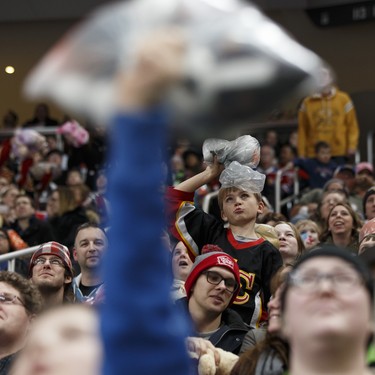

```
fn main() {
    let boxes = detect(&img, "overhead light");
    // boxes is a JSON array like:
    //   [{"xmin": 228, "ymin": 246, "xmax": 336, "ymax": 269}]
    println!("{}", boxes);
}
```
[{"xmin": 5, "ymin": 66, "xmax": 15, "ymax": 74}]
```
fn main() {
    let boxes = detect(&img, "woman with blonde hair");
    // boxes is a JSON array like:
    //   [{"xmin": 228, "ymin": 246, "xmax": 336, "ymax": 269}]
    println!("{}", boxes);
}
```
[{"xmin": 274, "ymin": 221, "xmax": 305, "ymax": 265}]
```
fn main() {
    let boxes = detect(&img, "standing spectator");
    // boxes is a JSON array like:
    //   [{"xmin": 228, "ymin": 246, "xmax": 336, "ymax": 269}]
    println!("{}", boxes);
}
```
[
  {"xmin": 72, "ymin": 223, "xmax": 107, "ymax": 304},
  {"xmin": 176, "ymin": 246, "xmax": 248, "ymax": 354},
  {"xmin": 167, "ymin": 156, "xmax": 283, "ymax": 327},
  {"xmin": 293, "ymin": 141, "xmax": 337, "ymax": 189},
  {"xmin": 2, "ymin": 110, "xmax": 19, "ymax": 129},
  {"xmin": 0, "ymin": 271, "xmax": 42, "ymax": 373},
  {"xmin": 29, "ymin": 241, "xmax": 74, "ymax": 308},
  {"xmin": 297, "ymin": 67, "xmax": 359, "ymax": 164},
  {"xmin": 23, "ymin": 103, "xmax": 59, "ymax": 127}
]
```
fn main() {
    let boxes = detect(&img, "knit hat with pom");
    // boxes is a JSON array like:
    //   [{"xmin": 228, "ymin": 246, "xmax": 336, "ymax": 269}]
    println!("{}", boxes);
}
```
[{"xmin": 184, "ymin": 244, "xmax": 240, "ymax": 305}]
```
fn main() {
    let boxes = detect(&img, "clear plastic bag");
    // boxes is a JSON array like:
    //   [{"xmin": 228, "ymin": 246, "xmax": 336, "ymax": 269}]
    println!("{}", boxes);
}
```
[
  {"xmin": 203, "ymin": 135, "xmax": 260, "ymax": 168},
  {"xmin": 219, "ymin": 161, "xmax": 265, "ymax": 193},
  {"xmin": 23, "ymin": 0, "xmax": 327, "ymax": 126}
]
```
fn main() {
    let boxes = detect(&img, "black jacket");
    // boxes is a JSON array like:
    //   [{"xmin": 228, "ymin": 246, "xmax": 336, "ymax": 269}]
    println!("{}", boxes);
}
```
[{"xmin": 176, "ymin": 297, "xmax": 249, "ymax": 355}]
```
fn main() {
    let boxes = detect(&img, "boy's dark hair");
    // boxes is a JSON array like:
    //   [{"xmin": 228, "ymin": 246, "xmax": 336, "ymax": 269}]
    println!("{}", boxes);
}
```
[
  {"xmin": 314, "ymin": 141, "xmax": 330, "ymax": 154},
  {"xmin": 0, "ymin": 271, "xmax": 42, "ymax": 315},
  {"xmin": 217, "ymin": 187, "xmax": 262, "ymax": 211}
]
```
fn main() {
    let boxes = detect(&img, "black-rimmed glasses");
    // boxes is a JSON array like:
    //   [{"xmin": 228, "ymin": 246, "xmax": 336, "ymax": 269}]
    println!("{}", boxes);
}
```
[{"xmin": 202, "ymin": 271, "xmax": 238, "ymax": 293}]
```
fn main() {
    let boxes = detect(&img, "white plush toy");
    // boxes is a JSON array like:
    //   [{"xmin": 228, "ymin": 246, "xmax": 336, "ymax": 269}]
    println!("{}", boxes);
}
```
[{"xmin": 192, "ymin": 347, "xmax": 239, "ymax": 375}]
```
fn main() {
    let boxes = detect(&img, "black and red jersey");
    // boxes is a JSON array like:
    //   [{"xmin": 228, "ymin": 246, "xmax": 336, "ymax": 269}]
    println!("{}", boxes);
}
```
[{"xmin": 166, "ymin": 187, "xmax": 283, "ymax": 327}]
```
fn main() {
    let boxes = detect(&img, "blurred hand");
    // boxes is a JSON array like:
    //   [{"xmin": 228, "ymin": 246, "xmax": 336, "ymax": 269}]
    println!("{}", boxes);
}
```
[
  {"xmin": 186, "ymin": 337, "xmax": 220, "ymax": 366},
  {"xmin": 115, "ymin": 28, "xmax": 185, "ymax": 110}
]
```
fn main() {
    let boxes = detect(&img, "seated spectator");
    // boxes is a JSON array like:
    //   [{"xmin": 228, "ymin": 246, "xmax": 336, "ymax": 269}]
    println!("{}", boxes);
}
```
[
  {"xmin": 0, "ymin": 229, "xmax": 28, "ymax": 275},
  {"xmin": 277, "ymin": 143, "xmax": 301, "ymax": 197},
  {"xmin": 29, "ymin": 241, "xmax": 74, "ymax": 308},
  {"xmin": 295, "ymin": 219, "xmax": 321, "ymax": 251},
  {"xmin": 47, "ymin": 187, "xmax": 95, "ymax": 249},
  {"xmin": 279, "ymin": 247, "xmax": 374, "ymax": 375},
  {"xmin": 257, "ymin": 211, "xmax": 286, "ymax": 226},
  {"xmin": 0, "ymin": 184, "xmax": 20, "ymax": 226},
  {"xmin": 176, "ymin": 245, "xmax": 248, "ymax": 355},
  {"xmin": 257, "ymin": 144, "xmax": 278, "ymax": 208},
  {"xmin": 233, "ymin": 264, "xmax": 292, "ymax": 373},
  {"xmin": 353, "ymin": 162, "xmax": 374, "ymax": 212},
  {"xmin": 293, "ymin": 141, "xmax": 337, "ymax": 189},
  {"xmin": 8, "ymin": 194, "xmax": 54, "ymax": 247},
  {"xmin": 274, "ymin": 221, "xmax": 305, "ymax": 265},
  {"xmin": 308, "ymin": 190, "xmax": 348, "ymax": 232},
  {"xmin": 72, "ymin": 223, "xmax": 107, "ymax": 304},
  {"xmin": 11, "ymin": 304, "xmax": 102, "ymax": 375},
  {"xmin": 0, "ymin": 270, "xmax": 42, "ymax": 373},
  {"xmin": 170, "ymin": 241, "xmax": 193, "ymax": 302},
  {"xmin": 363, "ymin": 186, "xmax": 375, "ymax": 222},
  {"xmin": 358, "ymin": 218, "xmax": 375, "ymax": 255},
  {"xmin": 320, "ymin": 202, "xmax": 363, "ymax": 254},
  {"xmin": 334, "ymin": 164, "xmax": 363, "ymax": 216}
]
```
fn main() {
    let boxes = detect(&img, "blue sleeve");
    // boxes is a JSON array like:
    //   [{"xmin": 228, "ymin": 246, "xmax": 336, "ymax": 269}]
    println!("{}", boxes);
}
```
[{"xmin": 101, "ymin": 108, "xmax": 191, "ymax": 375}]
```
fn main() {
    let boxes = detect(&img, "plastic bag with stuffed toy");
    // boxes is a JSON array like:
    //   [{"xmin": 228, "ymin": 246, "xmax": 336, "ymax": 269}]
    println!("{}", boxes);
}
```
[
  {"xmin": 23, "ymin": 0, "xmax": 327, "ymax": 127},
  {"xmin": 219, "ymin": 161, "xmax": 265, "ymax": 193},
  {"xmin": 203, "ymin": 135, "xmax": 260, "ymax": 168}
]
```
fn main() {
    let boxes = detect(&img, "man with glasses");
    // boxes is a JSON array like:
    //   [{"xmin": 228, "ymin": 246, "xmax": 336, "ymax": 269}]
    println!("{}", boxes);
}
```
[
  {"xmin": 176, "ymin": 245, "xmax": 249, "ymax": 354},
  {"xmin": 0, "ymin": 270, "xmax": 42, "ymax": 374},
  {"xmin": 29, "ymin": 241, "xmax": 74, "ymax": 308}
]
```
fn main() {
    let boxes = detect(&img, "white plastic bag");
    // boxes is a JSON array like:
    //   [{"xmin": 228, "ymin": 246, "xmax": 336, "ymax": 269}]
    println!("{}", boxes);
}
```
[
  {"xmin": 219, "ymin": 161, "xmax": 265, "ymax": 193},
  {"xmin": 23, "ymin": 0, "xmax": 327, "ymax": 126},
  {"xmin": 203, "ymin": 135, "xmax": 260, "ymax": 168}
]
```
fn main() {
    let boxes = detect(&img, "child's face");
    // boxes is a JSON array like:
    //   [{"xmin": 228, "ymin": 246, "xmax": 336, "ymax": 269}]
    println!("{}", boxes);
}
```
[
  {"xmin": 221, "ymin": 188, "xmax": 263, "ymax": 225},
  {"xmin": 316, "ymin": 147, "xmax": 331, "ymax": 164},
  {"xmin": 299, "ymin": 226, "xmax": 319, "ymax": 250}
]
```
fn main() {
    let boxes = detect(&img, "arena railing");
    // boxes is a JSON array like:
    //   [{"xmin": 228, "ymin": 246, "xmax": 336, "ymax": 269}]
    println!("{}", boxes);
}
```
[{"xmin": 0, "ymin": 246, "xmax": 39, "ymax": 272}]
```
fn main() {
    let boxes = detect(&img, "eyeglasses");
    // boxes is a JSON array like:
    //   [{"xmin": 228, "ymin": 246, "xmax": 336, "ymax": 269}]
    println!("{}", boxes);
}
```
[
  {"xmin": 33, "ymin": 257, "xmax": 64, "ymax": 267},
  {"xmin": 0, "ymin": 292, "xmax": 25, "ymax": 307},
  {"xmin": 202, "ymin": 271, "xmax": 238, "ymax": 293},
  {"xmin": 288, "ymin": 271, "xmax": 363, "ymax": 293}
]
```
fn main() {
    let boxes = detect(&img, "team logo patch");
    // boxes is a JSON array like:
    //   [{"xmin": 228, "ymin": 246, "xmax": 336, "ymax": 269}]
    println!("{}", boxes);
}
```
[{"xmin": 217, "ymin": 255, "xmax": 234, "ymax": 269}]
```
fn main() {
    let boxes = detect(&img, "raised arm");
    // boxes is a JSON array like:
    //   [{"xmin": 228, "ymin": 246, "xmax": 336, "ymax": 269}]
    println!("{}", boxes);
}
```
[{"xmin": 174, "ymin": 156, "xmax": 224, "ymax": 192}]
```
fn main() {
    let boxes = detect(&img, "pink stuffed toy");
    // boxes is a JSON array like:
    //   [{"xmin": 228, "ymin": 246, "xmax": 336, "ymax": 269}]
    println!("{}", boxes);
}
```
[{"xmin": 57, "ymin": 120, "xmax": 89, "ymax": 148}]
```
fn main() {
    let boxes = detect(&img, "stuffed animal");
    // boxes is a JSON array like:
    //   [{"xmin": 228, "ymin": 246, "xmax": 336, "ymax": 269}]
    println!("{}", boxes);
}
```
[{"xmin": 192, "ymin": 347, "xmax": 239, "ymax": 375}]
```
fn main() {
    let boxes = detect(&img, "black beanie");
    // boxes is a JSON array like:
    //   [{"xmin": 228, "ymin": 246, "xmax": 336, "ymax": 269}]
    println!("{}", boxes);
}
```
[{"xmin": 281, "ymin": 245, "xmax": 373, "ymax": 311}]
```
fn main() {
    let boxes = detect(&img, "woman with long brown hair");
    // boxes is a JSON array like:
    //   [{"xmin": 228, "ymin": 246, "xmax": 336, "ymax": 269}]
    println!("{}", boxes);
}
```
[{"xmin": 320, "ymin": 201, "xmax": 363, "ymax": 253}]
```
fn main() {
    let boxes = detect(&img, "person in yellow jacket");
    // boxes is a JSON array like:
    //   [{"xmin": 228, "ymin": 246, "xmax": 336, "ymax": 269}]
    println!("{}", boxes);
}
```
[{"xmin": 297, "ymin": 67, "xmax": 359, "ymax": 163}]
